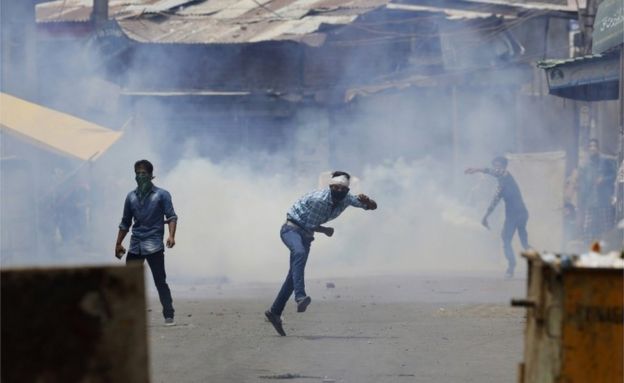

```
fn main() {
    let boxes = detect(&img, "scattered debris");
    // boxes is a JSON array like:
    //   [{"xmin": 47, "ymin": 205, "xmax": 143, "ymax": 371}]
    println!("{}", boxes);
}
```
[
  {"xmin": 258, "ymin": 373, "xmax": 321, "ymax": 380},
  {"xmin": 301, "ymin": 335, "xmax": 376, "ymax": 340}
]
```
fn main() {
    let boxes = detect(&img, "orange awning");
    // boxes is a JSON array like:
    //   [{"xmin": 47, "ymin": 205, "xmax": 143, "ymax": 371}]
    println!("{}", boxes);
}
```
[{"xmin": 0, "ymin": 93, "xmax": 122, "ymax": 161}]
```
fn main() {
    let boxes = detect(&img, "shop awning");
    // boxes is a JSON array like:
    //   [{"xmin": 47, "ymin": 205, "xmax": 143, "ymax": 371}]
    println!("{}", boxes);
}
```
[
  {"xmin": 537, "ymin": 53, "xmax": 620, "ymax": 101},
  {"xmin": 0, "ymin": 93, "xmax": 122, "ymax": 161}
]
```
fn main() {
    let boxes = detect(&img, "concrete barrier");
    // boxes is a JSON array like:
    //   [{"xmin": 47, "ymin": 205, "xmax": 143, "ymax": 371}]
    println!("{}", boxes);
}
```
[{"xmin": 1, "ymin": 264, "xmax": 149, "ymax": 383}]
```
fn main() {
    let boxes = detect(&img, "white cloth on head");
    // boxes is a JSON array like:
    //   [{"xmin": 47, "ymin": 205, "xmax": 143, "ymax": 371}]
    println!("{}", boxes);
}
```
[{"xmin": 329, "ymin": 175, "xmax": 350, "ymax": 187}]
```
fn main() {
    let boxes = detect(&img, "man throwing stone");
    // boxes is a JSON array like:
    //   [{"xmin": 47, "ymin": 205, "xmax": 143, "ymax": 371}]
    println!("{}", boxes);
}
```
[
  {"xmin": 265, "ymin": 171, "xmax": 377, "ymax": 336},
  {"xmin": 466, "ymin": 156, "xmax": 530, "ymax": 279}
]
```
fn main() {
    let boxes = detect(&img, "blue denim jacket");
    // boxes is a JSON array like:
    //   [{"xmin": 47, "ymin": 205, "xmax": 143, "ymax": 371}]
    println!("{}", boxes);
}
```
[{"xmin": 119, "ymin": 186, "xmax": 178, "ymax": 255}]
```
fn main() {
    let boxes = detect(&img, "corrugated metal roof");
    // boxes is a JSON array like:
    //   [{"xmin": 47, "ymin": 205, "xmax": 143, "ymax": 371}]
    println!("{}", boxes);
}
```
[
  {"xmin": 37, "ymin": 0, "xmax": 190, "ymax": 23},
  {"xmin": 389, "ymin": 0, "xmax": 578, "ymax": 17},
  {"xmin": 36, "ymin": 0, "xmax": 578, "ymax": 45},
  {"xmin": 386, "ymin": 3, "xmax": 497, "ymax": 19},
  {"xmin": 122, "ymin": 0, "xmax": 199, "ymax": 15},
  {"xmin": 120, "ymin": 89, "xmax": 252, "ymax": 96},
  {"xmin": 37, "ymin": 0, "xmax": 388, "ymax": 22},
  {"xmin": 115, "ymin": 13, "xmax": 362, "ymax": 44},
  {"xmin": 536, "ymin": 54, "xmax": 609, "ymax": 68},
  {"xmin": 37, "ymin": 0, "xmax": 390, "ymax": 44}
]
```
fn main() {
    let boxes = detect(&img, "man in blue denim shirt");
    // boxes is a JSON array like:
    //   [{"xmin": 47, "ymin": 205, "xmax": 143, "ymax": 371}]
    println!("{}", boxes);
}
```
[
  {"xmin": 265, "ymin": 171, "xmax": 377, "ymax": 336},
  {"xmin": 115, "ymin": 160, "xmax": 178, "ymax": 326}
]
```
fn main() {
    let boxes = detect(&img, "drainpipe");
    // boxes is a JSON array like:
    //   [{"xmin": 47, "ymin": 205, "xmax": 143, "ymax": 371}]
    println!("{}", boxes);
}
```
[{"xmin": 617, "ymin": 46, "xmax": 624, "ymax": 226}]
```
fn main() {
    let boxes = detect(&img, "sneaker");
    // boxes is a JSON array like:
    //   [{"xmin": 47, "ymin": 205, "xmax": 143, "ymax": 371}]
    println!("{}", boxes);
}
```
[
  {"xmin": 164, "ymin": 317, "xmax": 176, "ymax": 326},
  {"xmin": 296, "ymin": 296, "xmax": 312, "ymax": 313},
  {"xmin": 264, "ymin": 310, "xmax": 286, "ymax": 336}
]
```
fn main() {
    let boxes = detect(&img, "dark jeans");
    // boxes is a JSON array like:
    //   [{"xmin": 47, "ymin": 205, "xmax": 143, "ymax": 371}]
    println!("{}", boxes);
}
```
[
  {"xmin": 270, "ymin": 225, "xmax": 313, "ymax": 316},
  {"xmin": 127, "ymin": 250, "xmax": 174, "ymax": 319},
  {"xmin": 501, "ymin": 211, "xmax": 529, "ymax": 273}
]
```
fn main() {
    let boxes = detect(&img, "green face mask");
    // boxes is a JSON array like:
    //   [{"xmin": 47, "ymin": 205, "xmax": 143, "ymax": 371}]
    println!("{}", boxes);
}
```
[{"xmin": 135, "ymin": 174, "xmax": 153, "ymax": 198}]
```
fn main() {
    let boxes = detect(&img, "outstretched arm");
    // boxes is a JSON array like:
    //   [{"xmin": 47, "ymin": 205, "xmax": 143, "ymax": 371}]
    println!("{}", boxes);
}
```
[
  {"xmin": 466, "ymin": 167, "xmax": 504, "ymax": 179},
  {"xmin": 356, "ymin": 194, "xmax": 377, "ymax": 210},
  {"xmin": 465, "ymin": 167, "xmax": 484, "ymax": 175}
]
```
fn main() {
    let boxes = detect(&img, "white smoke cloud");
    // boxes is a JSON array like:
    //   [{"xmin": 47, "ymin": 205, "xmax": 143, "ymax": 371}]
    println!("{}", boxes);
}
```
[{"xmin": 151, "ymin": 155, "xmax": 506, "ymax": 283}]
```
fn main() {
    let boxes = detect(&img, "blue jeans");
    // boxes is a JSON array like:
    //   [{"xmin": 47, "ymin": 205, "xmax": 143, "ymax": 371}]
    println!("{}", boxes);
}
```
[
  {"xmin": 502, "ymin": 210, "xmax": 529, "ymax": 273},
  {"xmin": 270, "ymin": 225, "xmax": 313, "ymax": 316}
]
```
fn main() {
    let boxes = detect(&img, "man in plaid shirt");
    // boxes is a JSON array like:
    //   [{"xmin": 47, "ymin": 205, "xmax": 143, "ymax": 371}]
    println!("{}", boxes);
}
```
[
  {"xmin": 466, "ymin": 156, "xmax": 530, "ymax": 278},
  {"xmin": 265, "ymin": 171, "xmax": 377, "ymax": 336}
]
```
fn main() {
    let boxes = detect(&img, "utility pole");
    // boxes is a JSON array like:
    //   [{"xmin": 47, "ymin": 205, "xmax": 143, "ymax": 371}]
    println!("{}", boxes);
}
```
[
  {"xmin": 91, "ymin": 0, "xmax": 109, "ymax": 30},
  {"xmin": 578, "ymin": 0, "xmax": 599, "ymax": 55}
]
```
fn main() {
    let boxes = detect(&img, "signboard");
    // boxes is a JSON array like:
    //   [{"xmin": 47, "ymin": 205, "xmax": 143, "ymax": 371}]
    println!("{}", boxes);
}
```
[{"xmin": 592, "ymin": 0, "xmax": 624, "ymax": 54}]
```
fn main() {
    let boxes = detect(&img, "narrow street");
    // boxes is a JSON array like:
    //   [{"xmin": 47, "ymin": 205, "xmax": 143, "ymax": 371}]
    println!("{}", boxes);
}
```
[{"xmin": 148, "ymin": 275, "xmax": 525, "ymax": 383}]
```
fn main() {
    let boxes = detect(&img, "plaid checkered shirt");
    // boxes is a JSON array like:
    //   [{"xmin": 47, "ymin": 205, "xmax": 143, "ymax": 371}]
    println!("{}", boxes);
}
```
[
  {"xmin": 286, "ymin": 188, "xmax": 367, "ymax": 231},
  {"xmin": 483, "ymin": 168, "xmax": 527, "ymax": 217}
]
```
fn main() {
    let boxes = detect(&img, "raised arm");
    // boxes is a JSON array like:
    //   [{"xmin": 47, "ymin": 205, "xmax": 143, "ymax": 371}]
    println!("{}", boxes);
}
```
[
  {"xmin": 357, "ymin": 194, "xmax": 377, "ymax": 210},
  {"xmin": 465, "ymin": 167, "xmax": 485, "ymax": 175},
  {"xmin": 465, "ymin": 167, "xmax": 504, "ymax": 179},
  {"xmin": 346, "ymin": 193, "xmax": 377, "ymax": 210}
]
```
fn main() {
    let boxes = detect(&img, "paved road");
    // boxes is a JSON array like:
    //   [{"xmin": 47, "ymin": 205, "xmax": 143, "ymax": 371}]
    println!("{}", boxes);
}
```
[{"xmin": 147, "ymin": 274, "xmax": 526, "ymax": 383}]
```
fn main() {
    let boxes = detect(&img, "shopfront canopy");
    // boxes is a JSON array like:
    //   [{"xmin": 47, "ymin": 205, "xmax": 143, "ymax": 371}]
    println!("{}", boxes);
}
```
[
  {"xmin": 537, "ymin": 53, "xmax": 620, "ymax": 101},
  {"xmin": 537, "ymin": 0, "xmax": 622, "ymax": 102},
  {"xmin": 0, "ymin": 93, "xmax": 122, "ymax": 161}
]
